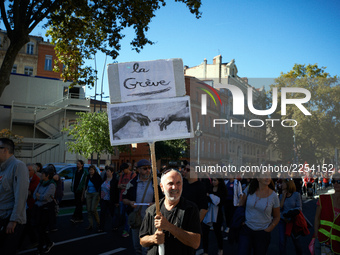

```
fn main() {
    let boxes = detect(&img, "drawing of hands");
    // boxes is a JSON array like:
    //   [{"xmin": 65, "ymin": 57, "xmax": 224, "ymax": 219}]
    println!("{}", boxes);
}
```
[
  {"xmin": 112, "ymin": 112, "xmax": 151, "ymax": 138},
  {"xmin": 125, "ymin": 112, "xmax": 151, "ymax": 126},
  {"xmin": 153, "ymin": 107, "xmax": 190, "ymax": 132}
]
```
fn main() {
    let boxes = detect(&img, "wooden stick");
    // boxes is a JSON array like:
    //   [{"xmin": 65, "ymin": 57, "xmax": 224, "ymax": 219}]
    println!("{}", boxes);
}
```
[
  {"xmin": 149, "ymin": 142, "xmax": 165, "ymax": 254},
  {"xmin": 149, "ymin": 142, "xmax": 160, "ymax": 215}
]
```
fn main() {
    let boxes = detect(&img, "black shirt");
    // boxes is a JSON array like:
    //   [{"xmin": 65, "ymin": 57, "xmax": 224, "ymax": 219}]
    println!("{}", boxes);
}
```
[
  {"xmin": 140, "ymin": 197, "xmax": 201, "ymax": 255},
  {"xmin": 74, "ymin": 168, "xmax": 83, "ymax": 192},
  {"xmin": 182, "ymin": 179, "xmax": 208, "ymax": 211}
]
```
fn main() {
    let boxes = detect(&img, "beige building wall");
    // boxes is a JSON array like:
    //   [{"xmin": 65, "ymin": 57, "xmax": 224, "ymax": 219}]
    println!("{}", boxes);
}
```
[{"xmin": 0, "ymin": 31, "xmax": 41, "ymax": 76}]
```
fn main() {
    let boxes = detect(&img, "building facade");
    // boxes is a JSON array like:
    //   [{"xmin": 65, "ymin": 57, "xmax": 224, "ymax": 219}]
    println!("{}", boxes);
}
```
[
  {"xmin": 185, "ymin": 55, "xmax": 268, "ymax": 168},
  {"xmin": 0, "ymin": 31, "xmax": 90, "ymax": 164}
]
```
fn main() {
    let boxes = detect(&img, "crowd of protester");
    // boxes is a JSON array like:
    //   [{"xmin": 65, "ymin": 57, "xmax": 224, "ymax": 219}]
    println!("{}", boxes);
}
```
[{"xmin": 1, "ymin": 137, "xmax": 340, "ymax": 254}]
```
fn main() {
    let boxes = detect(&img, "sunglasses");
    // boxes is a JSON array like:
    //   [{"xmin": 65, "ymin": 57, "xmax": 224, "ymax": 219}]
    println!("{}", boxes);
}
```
[
  {"xmin": 332, "ymin": 179, "xmax": 340, "ymax": 184},
  {"xmin": 140, "ymin": 166, "xmax": 151, "ymax": 171}
]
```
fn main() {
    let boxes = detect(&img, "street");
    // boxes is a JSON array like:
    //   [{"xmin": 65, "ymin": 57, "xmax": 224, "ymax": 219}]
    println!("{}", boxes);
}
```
[{"xmin": 18, "ymin": 188, "xmax": 333, "ymax": 255}]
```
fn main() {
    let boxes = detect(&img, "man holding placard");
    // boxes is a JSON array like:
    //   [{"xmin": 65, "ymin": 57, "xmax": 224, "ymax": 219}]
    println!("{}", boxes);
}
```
[
  {"xmin": 139, "ymin": 169, "xmax": 201, "ymax": 255},
  {"xmin": 123, "ymin": 159, "xmax": 162, "ymax": 255}
]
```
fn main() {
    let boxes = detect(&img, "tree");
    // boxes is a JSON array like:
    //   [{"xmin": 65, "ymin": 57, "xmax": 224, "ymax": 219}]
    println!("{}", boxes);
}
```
[
  {"xmin": 155, "ymin": 139, "xmax": 189, "ymax": 163},
  {"xmin": 0, "ymin": 0, "xmax": 201, "ymax": 97},
  {"xmin": 64, "ymin": 111, "xmax": 114, "ymax": 163},
  {"xmin": 0, "ymin": 128, "xmax": 23, "ymax": 152},
  {"xmin": 267, "ymin": 64, "xmax": 340, "ymax": 165}
]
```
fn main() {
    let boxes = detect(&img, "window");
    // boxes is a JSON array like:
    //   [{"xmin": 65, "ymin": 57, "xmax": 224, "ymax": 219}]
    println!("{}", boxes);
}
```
[
  {"xmin": 11, "ymin": 65, "xmax": 17, "ymax": 73},
  {"xmin": 58, "ymin": 167, "xmax": 75, "ymax": 180},
  {"xmin": 207, "ymin": 141, "xmax": 210, "ymax": 157},
  {"xmin": 44, "ymin": 55, "xmax": 53, "ymax": 71},
  {"xmin": 26, "ymin": 42, "xmax": 34, "ymax": 54},
  {"xmin": 24, "ymin": 66, "xmax": 33, "ymax": 75}
]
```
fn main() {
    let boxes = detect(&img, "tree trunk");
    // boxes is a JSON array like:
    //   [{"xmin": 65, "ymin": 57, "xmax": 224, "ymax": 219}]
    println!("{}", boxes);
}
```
[
  {"xmin": 97, "ymin": 154, "xmax": 101, "ymax": 168},
  {"xmin": 0, "ymin": 36, "xmax": 30, "ymax": 97}
]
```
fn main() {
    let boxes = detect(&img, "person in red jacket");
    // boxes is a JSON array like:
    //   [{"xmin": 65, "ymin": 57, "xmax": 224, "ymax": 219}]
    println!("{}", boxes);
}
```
[
  {"xmin": 19, "ymin": 163, "xmax": 40, "ymax": 249},
  {"xmin": 314, "ymin": 173, "xmax": 340, "ymax": 254},
  {"xmin": 303, "ymin": 173, "xmax": 314, "ymax": 196}
]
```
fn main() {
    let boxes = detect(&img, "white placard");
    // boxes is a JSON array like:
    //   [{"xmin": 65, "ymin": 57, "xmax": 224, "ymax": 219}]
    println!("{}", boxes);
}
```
[
  {"xmin": 107, "ymin": 59, "xmax": 186, "ymax": 103},
  {"xmin": 107, "ymin": 96, "xmax": 193, "ymax": 146}
]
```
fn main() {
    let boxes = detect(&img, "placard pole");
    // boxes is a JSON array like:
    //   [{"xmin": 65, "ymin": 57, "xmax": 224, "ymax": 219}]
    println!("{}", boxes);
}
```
[{"xmin": 149, "ymin": 142, "xmax": 164, "ymax": 254}]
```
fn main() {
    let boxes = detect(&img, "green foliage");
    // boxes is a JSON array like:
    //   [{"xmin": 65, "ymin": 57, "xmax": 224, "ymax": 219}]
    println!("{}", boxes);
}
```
[
  {"xmin": 64, "ymin": 111, "xmax": 114, "ymax": 158},
  {"xmin": 0, "ymin": 0, "xmax": 201, "ymax": 96},
  {"xmin": 155, "ymin": 139, "xmax": 189, "ymax": 162},
  {"xmin": 0, "ymin": 129, "xmax": 24, "ymax": 152},
  {"xmin": 267, "ymin": 64, "xmax": 340, "ymax": 164}
]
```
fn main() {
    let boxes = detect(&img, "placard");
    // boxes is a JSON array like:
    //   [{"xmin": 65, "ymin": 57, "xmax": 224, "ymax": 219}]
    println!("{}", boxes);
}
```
[
  {"xmin": 107, "ymin": 59, "xmax": 186, "ymax": 103},
  {"xmin": 107, "ymin": 96, "xmax": 193, "ymax": 145}
]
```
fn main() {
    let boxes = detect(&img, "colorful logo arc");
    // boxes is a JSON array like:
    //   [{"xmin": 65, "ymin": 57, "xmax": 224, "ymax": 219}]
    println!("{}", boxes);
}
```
[{"xmin": 198, "ymin": 83, "xmax": 222, "ymax": 106}]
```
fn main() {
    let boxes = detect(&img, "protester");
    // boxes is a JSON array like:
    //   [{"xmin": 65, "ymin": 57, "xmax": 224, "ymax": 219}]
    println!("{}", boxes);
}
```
[
  {"xmin": 224, "ymin": 177, "xmax": 243, "ymax": 234},
  {"xmin": 98, "ymin": 166, "xmax": 119, "ymax": 232},
  {"xmin": 19, "ymin": 163, "xmax": 40, "ymax": 249},
  {"xmin": 32, "ymin": 166, "xmax": 56, "ymax": 254},
  {"xmin": 238, "ymin": 173, "xmax": 280, "ymax": 255},
  {"xmin": 35, "ymin": 162, "xmax": 43, "ymax": 179},
  {"xmin": 140, "ymin": 169, "xmax": 201, "ymax": 254},
  {"xmin": 83, "ymin": 165, "xmax": 102, "ymax": 230},
  {"xmin": 118, "ymin": 162, "xmax": 136, "ymax": 237},
  {"xmin": 70, "ymin": 160, "xmax": 88, "ymax": 223},
  {"xmin": 123, "ymin": 159, "xmax": 162, "ymax": 255},
  {"xmin": 291, "ymin": 171, "xmax": 303, "ymax": 196},
  {"xmin": 0, "ymin": 138, "xmax": 29, "ymax": 255},
  {"xmin": 314, "ymin": 173, "xmax": 340, "ymax": 254},
  {"xmin": 202, "ymin": 178, "xmax": 227, "ymax": 255},
  {"xmin": 48, "ymin": 164, "xmax": 63, "ymax": 232},
  {"xmin": 279, "ymin": 179, "xmax": 303, "ymax": 255},
  {"xmin": 303, "ymin": 172, "xmax": 314, "ymax": 196},
  {"xmin": 182, "ymin": 164, "xmax": 208, "ymax": 222}
]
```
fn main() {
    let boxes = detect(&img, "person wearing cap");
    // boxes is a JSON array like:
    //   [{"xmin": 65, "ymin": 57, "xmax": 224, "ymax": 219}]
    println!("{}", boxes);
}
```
[
  {"xmin": 118, "ymin": 163, "xmax": 136, "ymax": 237},
  {"xmin": 123, "ymin": 159, "xmax": 163, "ymax": 255},
  {"xmin": 0, "ymin": 138, "xmax": 29, "ymax": 255}
]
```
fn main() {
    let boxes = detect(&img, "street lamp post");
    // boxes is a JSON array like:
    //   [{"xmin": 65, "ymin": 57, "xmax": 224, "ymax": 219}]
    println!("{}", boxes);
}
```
[
  {"xmin": 194, "ymin": 122, "xmax": 203, "ymax": 165},
  {"xmin": 293, "ymin": 127, "xmax": 298, "ymax": 164}
]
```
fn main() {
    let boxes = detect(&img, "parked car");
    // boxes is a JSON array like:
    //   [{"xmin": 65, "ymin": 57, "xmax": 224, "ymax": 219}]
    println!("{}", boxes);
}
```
[{"xmin": 43, "ymin": 163, "xmax": 101, "ymax": 200}]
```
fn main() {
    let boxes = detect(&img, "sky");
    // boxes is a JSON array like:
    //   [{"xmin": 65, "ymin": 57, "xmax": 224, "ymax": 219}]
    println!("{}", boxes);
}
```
[
  {"xmin": 90, "ymin": 0, "xmax": 340, "ymax": 100},
  {"xmin": 4, "ymin": 0, "xmax": 340, "ymax": 100}
]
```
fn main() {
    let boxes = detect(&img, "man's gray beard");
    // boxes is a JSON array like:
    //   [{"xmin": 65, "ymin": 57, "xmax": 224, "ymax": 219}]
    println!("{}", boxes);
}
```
[
  {"xmin": 164, "ymin": 189, "xmax": 182, "ymax": 202},
  {"xmin": 140, "ymin": 173, "xmax": 151, "ymax": 180}
]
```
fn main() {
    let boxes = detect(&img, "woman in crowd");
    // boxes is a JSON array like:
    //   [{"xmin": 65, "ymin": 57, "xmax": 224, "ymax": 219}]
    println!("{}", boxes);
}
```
[
  {"xmin": 98, "ymin": 166, "xmax": 119, "ymax": 232},
  {"xmin": 279, "ymin": 179, "xmax": 303, "ymax": 255},
  {"xmin": 314, "ymin": 173, "xmax": 340, "ymax": 254},
  {"xmin": 224, "ymin": 177, "xmax": 243, "ymax": 234},
  {"xmin": 118, "ymin": 163, "xmax": 136, "ymax": 237},
  {"xmin": 48, "ymin": 164, "xmax": 63, "ymax": 232},
  {"xmin": 202, "ymin": 178, "xmax": 227, "ymax": 255},
  {"xmin": 35, "ymin": 162, "xmax": 43, "ymax": 179},
  {"xmin": 83, "ymin": 165, "xmax": 102, "ymax": 230},
  {"xmin": 238, "ymin": 173, "xmax": 280, "ymax": 255},
  {"xmin": 33, "ymin": 166, "xmax": 56, "ymax": 254}
]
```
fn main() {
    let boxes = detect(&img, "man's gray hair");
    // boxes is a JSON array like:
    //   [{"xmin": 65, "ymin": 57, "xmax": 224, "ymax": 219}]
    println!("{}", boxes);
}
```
[
  {"xmin": 27, "ymin": 163, "xmax": 37, "ymax": 173},
  {"xmin": 160, "ymin": 169, "xmax": 183, "ymax": 185}
]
